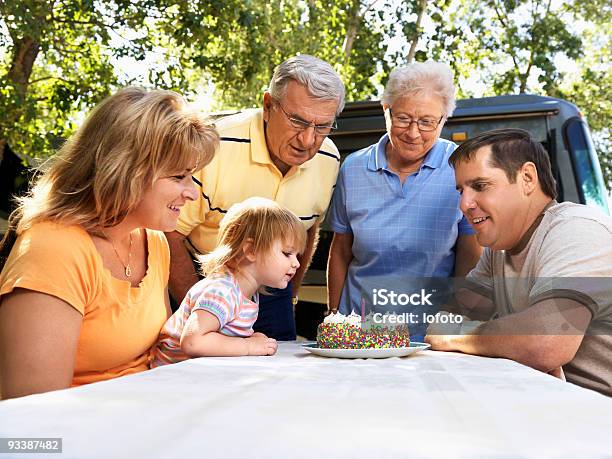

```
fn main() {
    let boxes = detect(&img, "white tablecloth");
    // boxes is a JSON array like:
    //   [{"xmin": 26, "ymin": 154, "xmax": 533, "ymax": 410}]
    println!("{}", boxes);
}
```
[{"xmin": 1, "ymin": 342, "xmax": 611, "ymax": 458}]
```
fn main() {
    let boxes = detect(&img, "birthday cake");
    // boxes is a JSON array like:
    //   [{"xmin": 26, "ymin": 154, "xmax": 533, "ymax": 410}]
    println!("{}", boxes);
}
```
[{"xmin": 317, "ymin": 312, "xmax": 410, "ymax": 349}]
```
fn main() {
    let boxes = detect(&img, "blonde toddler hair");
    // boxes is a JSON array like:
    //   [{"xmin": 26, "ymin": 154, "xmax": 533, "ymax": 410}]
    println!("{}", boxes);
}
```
[{"xmin": 200, "ymin": 197, "xmax": 307, "ymax": 276}]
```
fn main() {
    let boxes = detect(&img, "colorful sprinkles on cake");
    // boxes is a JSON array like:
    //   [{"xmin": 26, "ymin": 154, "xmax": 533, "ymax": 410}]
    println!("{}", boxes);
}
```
[{"xmin": 317, "ymin": 312, "xmax": 410, "ymax": 349}]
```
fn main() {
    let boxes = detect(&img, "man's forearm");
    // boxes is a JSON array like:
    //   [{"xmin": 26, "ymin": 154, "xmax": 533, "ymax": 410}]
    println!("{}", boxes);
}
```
[
  {"xmin": 426, "ymin": 298, "xmax": 590, "ymax": 372},
  {"xmin": 165, "ymin": 231, "xmax": 200, "ymax": 303},
  {"xmin": 291, "ymin": 223, "xmax": 319, "ymax": 296},
  {"xmin": 427, "ymin": 332, "xmax": 576, "ymax": 373},
  {"xmin": 429, "ymin": 333, "xmax": 532, "ymax": 364}
]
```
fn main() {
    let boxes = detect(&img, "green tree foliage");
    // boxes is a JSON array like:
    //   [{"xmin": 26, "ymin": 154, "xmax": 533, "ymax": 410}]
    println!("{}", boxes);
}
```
[
  {"xmin": 0, "ymin": 2, "xmax": 247, "ymax": 159},
  {"xmin": 0, "ymin": 0, "xmax": 390, "ymax": 161},
  {"xmin": 431, "ymin": 0, "xmax": 582, "ymax": 95},
  {"xmin": 166, "ymin": 0, "xmax": 388, "ymax": 108},
  {"xmin": 428, "ymin": 0, "xmax": 610, "ymax": 189},
  {"xmin": 0, "ymin": 0, "xmax": 167, "ymax": 161},
  {"xmin": 0, "ymin": 0, "xmax": 608, "ymax": 192}
]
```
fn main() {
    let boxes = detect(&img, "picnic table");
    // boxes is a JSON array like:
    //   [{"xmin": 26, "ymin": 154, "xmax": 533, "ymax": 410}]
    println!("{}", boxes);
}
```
[{"xmin": 1, "ymin": 342, "xmax": 611, "ymax": 458}]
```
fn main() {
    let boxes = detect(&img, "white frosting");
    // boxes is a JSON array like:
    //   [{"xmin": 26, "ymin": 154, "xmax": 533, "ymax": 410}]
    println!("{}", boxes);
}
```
[
  {"xmin": 324, "ymin": 311, "xmax": 408, "ymax": 329},
  {"xmin": 323, "ymin": 311, "xmax": 362, "ymax": 326}
]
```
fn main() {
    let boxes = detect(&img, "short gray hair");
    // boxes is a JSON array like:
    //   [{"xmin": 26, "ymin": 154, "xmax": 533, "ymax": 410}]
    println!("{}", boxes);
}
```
[
  {"xmin": 268, "ymin": 54, "xmax": 346, "ymax": 116},
  {"xmin": 381, "ymin": 61, "xmax": 456, "ymax": 117}
]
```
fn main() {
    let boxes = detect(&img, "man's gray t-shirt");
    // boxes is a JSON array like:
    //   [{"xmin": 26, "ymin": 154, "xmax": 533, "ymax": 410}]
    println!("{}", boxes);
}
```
[{"xmin": 468, "ymin": 201, "xmax": 612, "ymax": 396}]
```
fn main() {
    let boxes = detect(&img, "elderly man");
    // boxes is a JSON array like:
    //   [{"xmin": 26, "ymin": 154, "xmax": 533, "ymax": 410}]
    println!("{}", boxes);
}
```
[
  {"xmin": 426, "ymin": 128, "xmax": 612, "ymax": 397},
  {"xmin": 167, "ymin": 55, "xmax": 345, "ymax": 341}
]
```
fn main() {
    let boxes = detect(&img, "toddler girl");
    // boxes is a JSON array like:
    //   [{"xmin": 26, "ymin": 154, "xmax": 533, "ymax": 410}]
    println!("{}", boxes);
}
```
[{"xmin": 152, "ymin": 197, "xmax": 306, "ymax": 366}]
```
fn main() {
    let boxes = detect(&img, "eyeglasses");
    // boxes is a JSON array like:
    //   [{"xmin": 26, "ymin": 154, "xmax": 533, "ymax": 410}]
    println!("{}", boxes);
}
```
[
  {"xmin": 275, "ymin": 102, "xmax": 337, "ymax": 136},
  {"xmin": 388, "ymin": 108, "xmax": 444, "ymax": 132}
]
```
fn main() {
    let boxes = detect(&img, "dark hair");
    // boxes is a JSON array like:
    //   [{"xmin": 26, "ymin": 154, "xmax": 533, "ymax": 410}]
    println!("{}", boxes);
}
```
[{"xmin": 449, "ymin": 128, "xmax": 557, "ymax": 199}]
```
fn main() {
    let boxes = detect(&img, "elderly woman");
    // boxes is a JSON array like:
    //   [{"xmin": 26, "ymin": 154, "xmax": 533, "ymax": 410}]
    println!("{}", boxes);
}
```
[
  {"xmin": 0, "ymin": 87, "xmax": 219, "ymax": 399},
  {"xmin": 327, "ymin": 62, "xmax": 482, "ymax": 334}
]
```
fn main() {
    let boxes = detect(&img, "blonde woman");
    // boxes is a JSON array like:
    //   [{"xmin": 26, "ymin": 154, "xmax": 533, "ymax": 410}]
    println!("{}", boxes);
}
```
[
  {"xmin": 0, "ymin": 87, "xmax": 219, "ymax": 399},
  {"xmin": 152, "ymin": 197, "xmax": 306, "ymax": 365}
]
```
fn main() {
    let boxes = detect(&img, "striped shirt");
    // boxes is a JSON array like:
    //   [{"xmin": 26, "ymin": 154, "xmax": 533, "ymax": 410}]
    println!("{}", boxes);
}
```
[{"xmin": 152, "ymin": 271, "xmax": 259, "ymax": 367}]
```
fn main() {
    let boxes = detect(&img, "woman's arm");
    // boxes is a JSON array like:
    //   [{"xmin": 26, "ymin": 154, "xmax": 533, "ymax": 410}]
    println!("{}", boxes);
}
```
[
  {"xmin": 180, "ymin": 310, "xmax": 277, "ymax": 357},
  {"xmin": 0, "ymin": 289, "xmax": 82, "ymax": 400},
  {"xmin": 454, "ymin": 234, "xmax": 482, "ymax": 277},
  {"xmin": 327, "ymin": 232, "xmax": 354, "ymax": 313}
]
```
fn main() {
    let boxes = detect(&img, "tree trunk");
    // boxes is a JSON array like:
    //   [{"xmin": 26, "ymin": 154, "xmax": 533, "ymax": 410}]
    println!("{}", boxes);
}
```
[
  {"xmin": 1, "ymin": 35, "xmax": 42, "ymax": 162},
  {"xmin": 343, "ymin": 24, "xmax": 359, "ymax": 60},
  {"xmin": 519, "ymin": 76, "xmax": 528, "ymax": 94},
  {"xmin": 407, "ymin": 0, "xmax": 427, "ymax": 63},
  {"xmin": 0, "ymin": 0, "xmax": 52, "ymax": 160},
  {"xmin": 342, "ymin": 1, "xmax": 362, "ymax": 60},
  {"xmin": 8, "ymin": 36, "xmax": 40, "ymax": 93}
]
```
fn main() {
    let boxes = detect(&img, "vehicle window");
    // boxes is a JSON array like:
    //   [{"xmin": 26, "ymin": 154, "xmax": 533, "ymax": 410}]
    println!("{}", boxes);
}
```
[
  {"xmin": 443, "ymin": 117, "xmax": 549, "ymax": 144},
  {"xmin": 565, "ymin": 119, "xmax": 609, "ymax": 213}
]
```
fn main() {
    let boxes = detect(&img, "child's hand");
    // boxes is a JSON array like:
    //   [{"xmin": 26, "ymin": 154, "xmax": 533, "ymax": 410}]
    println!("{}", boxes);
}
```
[{"xmin": 246, "ymin": 332, "xmax": 278, "ymax": 356}]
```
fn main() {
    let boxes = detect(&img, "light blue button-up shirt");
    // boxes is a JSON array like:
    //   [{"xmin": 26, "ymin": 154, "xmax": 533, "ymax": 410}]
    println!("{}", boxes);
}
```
[{"xmin": 329, "ymin": 134, "xmax": 474, "ymax": 315}]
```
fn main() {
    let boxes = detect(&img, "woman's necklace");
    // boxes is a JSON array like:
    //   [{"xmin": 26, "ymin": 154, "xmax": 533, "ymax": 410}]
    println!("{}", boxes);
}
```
[{"xmin": 102, "ymin": 230, "xmax": 133, "ymax": 277}]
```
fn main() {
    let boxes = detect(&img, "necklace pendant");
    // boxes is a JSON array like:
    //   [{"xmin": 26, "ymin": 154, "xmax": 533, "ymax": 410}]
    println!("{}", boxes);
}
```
[{"xmin": 125, "ymin": 266, "xmax": 132, "ymax": 277}]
